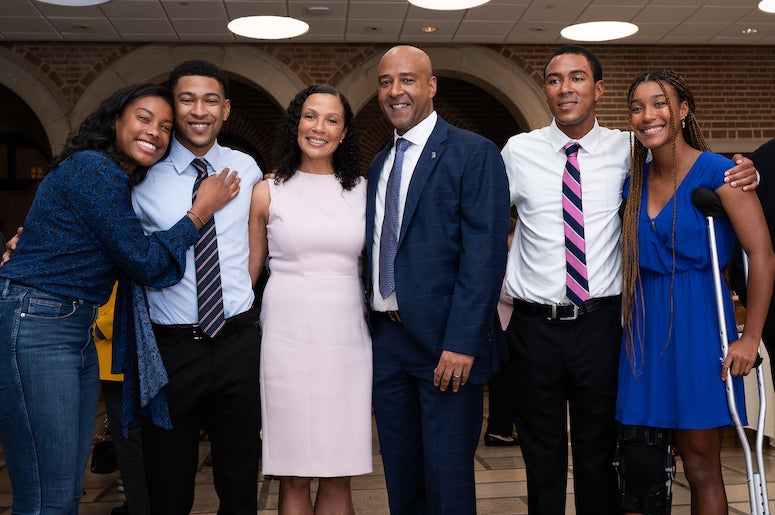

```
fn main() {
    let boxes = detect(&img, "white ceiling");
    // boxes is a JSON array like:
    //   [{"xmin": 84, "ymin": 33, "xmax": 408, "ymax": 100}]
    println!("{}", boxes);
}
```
[{"xmin": 2, "ymin": 0, "xmax": 775, "ymax": 45}]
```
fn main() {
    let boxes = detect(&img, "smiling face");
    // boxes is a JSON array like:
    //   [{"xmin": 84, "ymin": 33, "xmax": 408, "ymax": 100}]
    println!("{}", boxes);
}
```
[
  {"xmin": 377, "ymin": 46, "xmax": 437, "ymax": 135},
  {"xmin": 114, "ymin": 94, "xmax": 173, "ymax": 173},
  {"xmin": 172, "ymin": 75, "xmax": 230, "ymax": 156},
  {"xmin": 628, "ymin": 80, "xmax": 688, "ymax": 151},
  {"xmin": 297, "ymin": 92, "xmax": 347, "ymax": 172},
  {"xmin": 543, "ymin": 52, "xmax": 604, "ymax": 140}
]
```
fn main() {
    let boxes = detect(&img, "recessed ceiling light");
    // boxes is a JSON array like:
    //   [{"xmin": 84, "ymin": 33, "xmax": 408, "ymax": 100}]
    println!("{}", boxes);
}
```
[
  {"xmin": 561, "ymin": 21, "xmax": 638, "ymax": 42},
  {"xmin": 306, "ymin": 6, "xmax": 331, "ymax": 15},
  {"xmin": 227, "ymin": 16, "xmax": 309, "ymax": 40},
  {"xmin": 408, "ymin": 0, "xmax": 490, "ymax": 10},
  {"xmin": 421, "ymin": 26, "xmax": 438, "ymax": 33},
  {"xmin": 742, "ymin": 27, "xmax": 759, "ymax": 34},
  {"xmin": 35, "ymin": 0, "xmax": 110, "ymax": 5},
  {"xmin": 759, "ymin": 0, "xmax": 775, "ymax": 13}
]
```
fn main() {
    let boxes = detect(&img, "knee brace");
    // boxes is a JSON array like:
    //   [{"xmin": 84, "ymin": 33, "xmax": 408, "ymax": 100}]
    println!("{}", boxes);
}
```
[{"xmin": 613, "ymin": 424, "xmax": 675, "ymax": 515}]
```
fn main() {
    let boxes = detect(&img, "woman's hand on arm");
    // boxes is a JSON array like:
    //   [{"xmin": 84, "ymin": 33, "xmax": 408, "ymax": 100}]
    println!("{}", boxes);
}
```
[
  {"xmin": 718, "ymin": 182, "xmax": 775, "ymax": 378},
  {"xmin": 188, "ymin": 168, "xmax": 241, "ymax": 229},
  {"xmin": 248, "ymin": 180, "xmax": 270, "ymax": 286}
]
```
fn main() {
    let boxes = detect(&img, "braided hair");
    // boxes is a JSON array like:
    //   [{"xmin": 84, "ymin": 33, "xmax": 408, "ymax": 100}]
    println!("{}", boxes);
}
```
[{"xmin": 621, "ymin": 69, "xmax": 709, "ymax": 372}]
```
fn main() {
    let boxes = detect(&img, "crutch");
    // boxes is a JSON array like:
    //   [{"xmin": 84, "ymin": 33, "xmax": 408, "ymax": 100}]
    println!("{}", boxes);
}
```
[{"xmin": 692, "ymin": 186, "xmax": 771, "ymax": 515}]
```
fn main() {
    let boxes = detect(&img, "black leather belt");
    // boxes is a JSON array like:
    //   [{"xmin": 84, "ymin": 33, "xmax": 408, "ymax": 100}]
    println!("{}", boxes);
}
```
[
  {"xmin": 372, "ymin": 310, "xmax": 402, "ymax": 323},
  {"xmin": 513, "ymin": 295, "xmax": 620, "ymax": 321},
  {"xmin": 152, "ymin": 310, "xmax": 257, "ymax": 342}
]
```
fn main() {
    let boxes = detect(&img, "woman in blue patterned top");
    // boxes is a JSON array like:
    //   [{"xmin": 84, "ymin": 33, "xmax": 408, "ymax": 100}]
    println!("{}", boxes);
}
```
[{"xmin": 0, "ymin": 82, "xmax": 239, "ymax": 514}]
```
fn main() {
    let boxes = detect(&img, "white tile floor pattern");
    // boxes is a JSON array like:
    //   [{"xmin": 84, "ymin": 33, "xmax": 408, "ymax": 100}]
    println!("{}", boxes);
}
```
[{"xmin": 1, "ymin": 401, "xmax": 775, "ymax": 514}]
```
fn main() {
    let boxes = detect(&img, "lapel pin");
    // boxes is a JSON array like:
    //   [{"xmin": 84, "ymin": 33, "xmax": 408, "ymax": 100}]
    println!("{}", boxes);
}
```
[{"xmin": 431, "ymin": 152, "xmax": 436, "ymax": 160}]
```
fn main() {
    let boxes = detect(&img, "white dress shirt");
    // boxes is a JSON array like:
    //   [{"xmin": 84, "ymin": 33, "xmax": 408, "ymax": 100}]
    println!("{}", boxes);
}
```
[
  {"xmin": 370, "ymin": 111, "xmax": 438, "ymax": 311},
  {"xmin": 502, "ymin": 119, "xmax": 630, "ymax": 304},
  {"xmin": 132, "ymin": 138, "xmax": 263, "ymax": 324}
]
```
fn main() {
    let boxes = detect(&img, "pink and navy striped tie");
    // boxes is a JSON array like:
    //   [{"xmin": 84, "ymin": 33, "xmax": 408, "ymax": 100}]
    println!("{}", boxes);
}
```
[
  {"xmin": 562, "ymin": 142, "xmax": 590, "ymax": 308},
  {"xmin": 191, "ymin": 158, "xmax": 225, "ymax": 338}
]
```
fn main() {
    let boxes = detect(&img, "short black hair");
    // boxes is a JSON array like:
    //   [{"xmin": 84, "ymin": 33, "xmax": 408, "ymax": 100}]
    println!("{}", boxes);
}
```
[
  {"xmin": 544, "ymin": 45, "xmax": 603, "ymax": 83},
  {"xmin": 168, "ymin": 59, "xmax": 229, "ymax": 98}
]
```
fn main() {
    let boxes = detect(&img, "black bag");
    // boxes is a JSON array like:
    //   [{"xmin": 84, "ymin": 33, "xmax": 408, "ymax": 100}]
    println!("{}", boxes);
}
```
[
  {"xmin": 90, "ymin": 439, "xmax": 118, "ymax": 474},
  {"xmin": 90, "ymin": 415, "xmax": 119, "ymax": 474}
]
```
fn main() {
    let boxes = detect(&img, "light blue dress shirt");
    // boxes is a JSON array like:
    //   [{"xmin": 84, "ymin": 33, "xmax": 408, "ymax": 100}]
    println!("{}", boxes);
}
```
[{"xmin": 132, "ymin": 137, "xmax": 263, "ymax": 325}]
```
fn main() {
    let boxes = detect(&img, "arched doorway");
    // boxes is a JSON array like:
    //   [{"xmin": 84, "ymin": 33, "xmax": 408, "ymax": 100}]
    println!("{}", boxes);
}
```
[{"xmin": 0, "ymin": 85, "xmax": 52, "ymax": 238}]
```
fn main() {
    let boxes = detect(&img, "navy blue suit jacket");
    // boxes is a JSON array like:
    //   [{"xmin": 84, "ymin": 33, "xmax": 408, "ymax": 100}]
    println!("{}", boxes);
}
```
[{"xmin": 366, "ymin": 117, "xmax": 510, "ymax": 384}]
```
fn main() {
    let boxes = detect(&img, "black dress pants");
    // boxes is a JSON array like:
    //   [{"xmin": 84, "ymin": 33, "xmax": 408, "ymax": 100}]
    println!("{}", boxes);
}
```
[
  {"xmin": 142, "ymin": 312, "xmax": 260, "ymax": 515},
  {"xmin": 506, "ymin": 302, "xmax": 621, "ymax": 515}
]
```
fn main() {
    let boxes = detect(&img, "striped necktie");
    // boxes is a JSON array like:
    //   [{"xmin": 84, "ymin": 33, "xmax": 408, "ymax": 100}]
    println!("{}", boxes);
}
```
[
  {"xmin": 191, "ymin": 158, "xmax": 226, "ymax": 337},
  {"xmin": 562, "ymin": 142, "xmax": 590, "ymax": 307},
  {"xmin": 379, "ymin": 138, "xmax": 410, "ymax": 299}
]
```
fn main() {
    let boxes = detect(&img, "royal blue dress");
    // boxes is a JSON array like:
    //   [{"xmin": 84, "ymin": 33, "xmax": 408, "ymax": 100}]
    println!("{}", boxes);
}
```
[{"xmin": 616, "ymin": 151, "xmax": 746, "ymax": 429}]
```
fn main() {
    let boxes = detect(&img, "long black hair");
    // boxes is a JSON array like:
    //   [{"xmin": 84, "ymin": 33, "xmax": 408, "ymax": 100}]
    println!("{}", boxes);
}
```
[
  {"xmin": 274, "ymin": 84, "xmax": 361, "ymax": 190},
  {"xmin": 51, "ymin": 83, "xmax": 173, "ymax": 185}
]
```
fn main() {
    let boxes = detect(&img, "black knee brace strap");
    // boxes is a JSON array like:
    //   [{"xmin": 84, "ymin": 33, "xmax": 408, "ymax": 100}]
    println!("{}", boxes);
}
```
[{"xmin": 613, "ymin": 425, "xmax": 676, "ymax": 515}]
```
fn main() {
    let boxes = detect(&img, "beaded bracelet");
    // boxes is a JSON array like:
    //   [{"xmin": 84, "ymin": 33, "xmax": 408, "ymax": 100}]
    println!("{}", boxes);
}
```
[{"xmin": 186, "ymin": 210, "xmax": 206, "ymax": 226}]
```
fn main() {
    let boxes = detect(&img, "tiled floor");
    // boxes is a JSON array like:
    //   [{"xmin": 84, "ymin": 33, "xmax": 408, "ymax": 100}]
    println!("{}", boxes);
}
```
[{"xmin": 2, "ymin": 407, "xmax": 775, "ymax": 514}]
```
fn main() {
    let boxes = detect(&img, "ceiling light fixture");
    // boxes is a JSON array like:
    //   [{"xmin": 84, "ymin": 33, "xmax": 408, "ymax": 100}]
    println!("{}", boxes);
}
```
[
  {"xmin": 561, "ymin": 21, "xmax": 638, "ymax": 42},
  {"xmin": 306, "ymin": 6, "xmax": 331, "ymax": 15},
  {"xmin": 227, "ymin": 16, "xmax": 309, "ymax": 40},
  {"xmin": 759, "ymin": 0, "xmax": 775, "ymax": 13},
  {"xmin": 742, "ymin": 27, "xmax": 758, "ymax": 34},
  {"xmin": 408, "ymin": 0, "xmax": 490, "ymax": 11},
  {"xmin": 35, "ymin": 0, "xmax": 110, "ymax": 5},
  {"xmin": 421, "ymin": 26, "xmax": 438, "ymax": 33}
]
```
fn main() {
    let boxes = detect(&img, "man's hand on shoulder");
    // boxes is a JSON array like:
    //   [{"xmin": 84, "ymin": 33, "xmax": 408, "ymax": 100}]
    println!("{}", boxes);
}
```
[
  {"xmin": 1, "ymin": 227, "xmax": 22, "ymax": 266},
  {"xmin": 726, "ymin": 154, "xmax": 759, "ymax": 191}
]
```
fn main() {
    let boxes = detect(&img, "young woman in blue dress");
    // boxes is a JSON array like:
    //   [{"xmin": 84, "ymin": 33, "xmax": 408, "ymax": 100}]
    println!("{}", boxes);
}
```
[{"xmin": 617, "ymin": 70, "xmax": 775, "ymax": 514}]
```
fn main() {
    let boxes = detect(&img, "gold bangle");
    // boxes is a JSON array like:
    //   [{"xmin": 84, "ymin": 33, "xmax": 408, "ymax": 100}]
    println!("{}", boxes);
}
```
[{"xmin": 186, "ymin": 210, "xmax": 206, "ymax": 226}]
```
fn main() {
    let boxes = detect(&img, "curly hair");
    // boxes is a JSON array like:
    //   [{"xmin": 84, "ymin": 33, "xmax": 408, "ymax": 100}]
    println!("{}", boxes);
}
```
[
  {"xmin": 51, "ymin": 83, "xmax": 173, "ymax": 185},
  {"xmin": 621, "ymin": 69, "xmax": 709, "ymax": 372},
  {"xmin": 168, "ymin": 59, "xmax": 229, "ymax": 98},
  {"xmin": 274, "ymin": 84, "xmax": 361, "ymax": 191}
]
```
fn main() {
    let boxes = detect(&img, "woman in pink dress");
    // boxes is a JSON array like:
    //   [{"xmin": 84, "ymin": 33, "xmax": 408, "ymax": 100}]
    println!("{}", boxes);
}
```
[{"xmin": 248, "ymin": 84, "xmax": 372, "ymax": 514}]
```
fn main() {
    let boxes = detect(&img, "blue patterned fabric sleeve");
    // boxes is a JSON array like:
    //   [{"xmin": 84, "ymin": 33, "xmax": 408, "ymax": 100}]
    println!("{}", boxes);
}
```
[
  {"xmin": 72, "ymin": 152, "xmax": 200, "ymax": 288},
  {"xmin": 0, "ymin": 150, "xmax": 200, "ymax": 303}
]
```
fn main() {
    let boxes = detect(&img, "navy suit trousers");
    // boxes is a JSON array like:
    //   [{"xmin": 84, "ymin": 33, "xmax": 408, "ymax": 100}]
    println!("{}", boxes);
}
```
[{"xmin": 371, "ymin": 314, "xmax": 483, "ymax": 515}]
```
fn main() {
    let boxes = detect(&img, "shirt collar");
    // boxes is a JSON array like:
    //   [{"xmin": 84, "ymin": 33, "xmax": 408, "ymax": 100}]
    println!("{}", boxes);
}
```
[
  {"xmin": 548, "ymin": 118, "xmax": 602, "ymax": 155},
  {"xmin": 392, "ymin": 111, "xmax": 438, "ymax": 149},
  {"xmin": 169, "ymin": 136, "xmax": 223, "ymax": 175}
]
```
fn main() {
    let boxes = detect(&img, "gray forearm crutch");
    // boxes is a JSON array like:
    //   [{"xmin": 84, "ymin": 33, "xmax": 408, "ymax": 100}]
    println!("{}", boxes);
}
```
[{"xmin": 692, "ymin": 186, "xmax": 770, "ymax": 515}]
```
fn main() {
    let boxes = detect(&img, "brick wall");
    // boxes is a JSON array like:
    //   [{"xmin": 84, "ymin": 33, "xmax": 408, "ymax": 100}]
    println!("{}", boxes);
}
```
[
  {"xmin": 4, "ymin": 42, "xmax": 775, "ymax": 143},
  {"xmin": 1, "ymin": 41, "xmax": 774, "ymax": 237},
  {"xmin": 495, "ymin": 44, "xmax": 775, "ymax": 140}
]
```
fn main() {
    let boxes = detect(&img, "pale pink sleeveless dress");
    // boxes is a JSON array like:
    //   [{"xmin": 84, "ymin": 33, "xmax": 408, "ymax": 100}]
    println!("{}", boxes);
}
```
[{"xmin": 260, "ymin": 171, "xmax": 373, "ymax": 476}]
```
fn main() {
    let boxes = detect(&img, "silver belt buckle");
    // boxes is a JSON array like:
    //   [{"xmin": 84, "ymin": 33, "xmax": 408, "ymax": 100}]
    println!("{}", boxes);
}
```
[
  {"xmin": 558, "ymin": 304, "xmax": 579, "ymax": 321},
  {"xmin": 192, "ymin": 326, "xmax": 207, "ymax": 341}
]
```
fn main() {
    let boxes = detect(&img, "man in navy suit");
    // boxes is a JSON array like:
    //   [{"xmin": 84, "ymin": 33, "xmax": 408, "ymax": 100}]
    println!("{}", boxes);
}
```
[{"xmin": 365, "ymin": 45, "xmax": 510, "ymax": 514}]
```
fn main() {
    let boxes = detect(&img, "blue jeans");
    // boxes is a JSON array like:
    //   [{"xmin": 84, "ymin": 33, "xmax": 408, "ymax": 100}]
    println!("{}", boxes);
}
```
[{"xmin": 0, "ymin": 279, "xmax": 99, "ymax": 515}]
